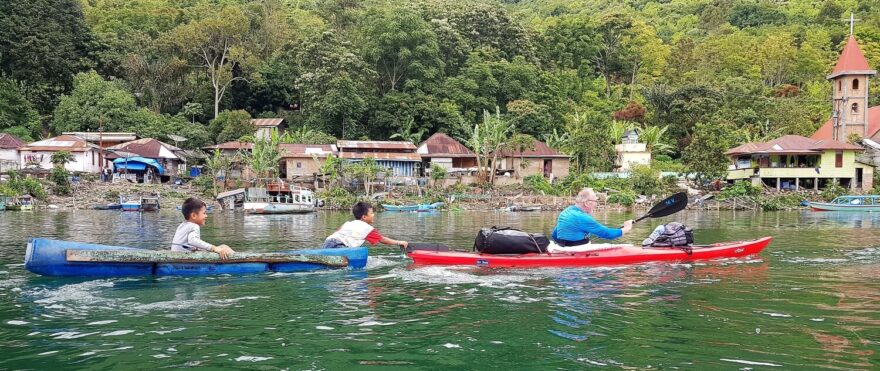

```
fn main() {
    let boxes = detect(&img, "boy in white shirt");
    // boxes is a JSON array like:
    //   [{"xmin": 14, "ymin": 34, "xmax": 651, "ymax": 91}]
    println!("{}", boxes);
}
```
[
  {"xmin": 171, "ymin": 198, "xmax": 235, "ymax": 259},
  {"xmin": 323, "ymin": 202, "xmax": 408, "ymax": 249}
]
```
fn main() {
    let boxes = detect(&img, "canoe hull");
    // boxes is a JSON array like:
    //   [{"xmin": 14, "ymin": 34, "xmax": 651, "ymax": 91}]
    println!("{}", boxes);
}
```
[
  {"xmin": 382, "ymin": 202, "xmax": 444, "ymax": 212},
  {"xmin": 25, "ymin": 238, "xmax": 368, "ymax": 277},
  {"xmin": 408, "ymin": 237, "xmax": 772, "ymax": 268},
  {"xmin": 244, "ymin": 202, "xmax": 315, "ymax": 214}
]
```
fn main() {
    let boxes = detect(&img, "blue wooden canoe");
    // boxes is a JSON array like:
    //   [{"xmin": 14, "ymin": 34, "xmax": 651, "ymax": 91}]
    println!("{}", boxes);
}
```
[
  {"xmin": 382, "ymin": 202, "xmax": 444, "ymax": 212},
  {"xmin": 24, "ymin": 238, "xmax": 368, "ymax": 277}
]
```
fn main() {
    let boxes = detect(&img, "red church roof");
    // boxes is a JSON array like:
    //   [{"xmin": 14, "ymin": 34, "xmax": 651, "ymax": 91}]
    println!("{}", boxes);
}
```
[
  {"xmin": 828, "ymin": 36, "xmax": 876, "ymax": 79},
  {"xmin": 812, "ymin": 106, "xmax": 880, "ymax": 141}
]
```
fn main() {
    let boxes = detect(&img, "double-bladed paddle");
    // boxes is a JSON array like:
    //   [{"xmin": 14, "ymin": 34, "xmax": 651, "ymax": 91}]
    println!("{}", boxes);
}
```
[{"xmin": 632, "ymin": 191, "xmax": 689, "ymax": 223}]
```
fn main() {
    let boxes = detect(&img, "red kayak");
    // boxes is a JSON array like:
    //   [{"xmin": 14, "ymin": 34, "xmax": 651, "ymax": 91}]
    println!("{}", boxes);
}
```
[{"xmin": 408, "ymin": 237, "xmax": 772, "ymax": 268}]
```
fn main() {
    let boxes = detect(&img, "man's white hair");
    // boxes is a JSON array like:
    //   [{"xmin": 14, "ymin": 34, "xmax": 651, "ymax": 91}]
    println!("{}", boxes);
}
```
[{"xmin": 575, "ymin": 188, "xmax": 594, "ymax": 203}]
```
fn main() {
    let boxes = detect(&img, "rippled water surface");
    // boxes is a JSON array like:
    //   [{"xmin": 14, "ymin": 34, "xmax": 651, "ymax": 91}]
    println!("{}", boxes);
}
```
[{"xmin": 1, "ymin": 209, "xmax": 879, "ymax": 369}]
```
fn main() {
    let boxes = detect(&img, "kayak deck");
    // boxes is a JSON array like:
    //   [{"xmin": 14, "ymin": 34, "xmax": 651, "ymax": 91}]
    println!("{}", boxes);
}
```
[{"xmin": 408, "ymin": 237, "xmax": 772, "ymax": 268}]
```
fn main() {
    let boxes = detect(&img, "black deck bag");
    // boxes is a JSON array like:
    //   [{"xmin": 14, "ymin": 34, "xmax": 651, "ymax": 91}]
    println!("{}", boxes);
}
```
[{"xmin": 474, "ymin": 227, "xmax": 550, "ymax": 254}]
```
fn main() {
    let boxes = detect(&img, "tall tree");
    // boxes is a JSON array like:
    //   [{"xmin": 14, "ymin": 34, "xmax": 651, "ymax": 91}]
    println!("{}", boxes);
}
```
[
  {"xmin": 165, "ymin": 7, "xmax": 253, "ymax": 118},
  {"xmin": 364, "ymin": 12, "xmax": 444, "ymax": 93}
]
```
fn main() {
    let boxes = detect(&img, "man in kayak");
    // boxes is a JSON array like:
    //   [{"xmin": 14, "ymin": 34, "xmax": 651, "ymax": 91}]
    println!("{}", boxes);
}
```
[
  {"xmin": 550, "ymin": 188, "xmax": 633, "ymax": 252},
  {"xmin": 171, "ymin": 197, "xmax": 235, "ymax": 259},
  {"xmin": 322, "ymin": 201, "xmax": 409, "ymax": 249}
]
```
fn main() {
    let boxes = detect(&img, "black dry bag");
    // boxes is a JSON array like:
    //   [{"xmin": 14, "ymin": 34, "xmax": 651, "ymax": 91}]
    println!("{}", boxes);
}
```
[{"xmin": 473, "ymin": 227, "xmax": 550, "ymax": 254}]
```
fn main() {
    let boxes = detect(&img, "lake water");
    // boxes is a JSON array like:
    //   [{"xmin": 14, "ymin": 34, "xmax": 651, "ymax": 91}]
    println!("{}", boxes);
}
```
[{"xmin": 1, "ymin": 209, "xmax": 878, "ymax": 369}]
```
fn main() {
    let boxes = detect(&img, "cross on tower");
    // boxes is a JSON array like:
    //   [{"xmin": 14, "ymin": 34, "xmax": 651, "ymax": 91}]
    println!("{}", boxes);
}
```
[{"xmin": 844, "ymin": 11, "xmax": 861, "ymax": 35}]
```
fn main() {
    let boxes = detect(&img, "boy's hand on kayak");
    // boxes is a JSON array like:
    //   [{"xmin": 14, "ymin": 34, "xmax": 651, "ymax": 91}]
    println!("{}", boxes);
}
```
[
  {"xmin": 399, "ymin": 241, "xmax": 409, "ymax": 249},
  {"xmin": 213, "ymin": 245, "xmax": 235, "ymax": 260}
]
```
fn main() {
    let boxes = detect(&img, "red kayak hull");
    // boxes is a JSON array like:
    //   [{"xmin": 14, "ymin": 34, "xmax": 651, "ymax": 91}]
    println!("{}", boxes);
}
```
[{"xmin": 408, "ymin": 237, "xmax": 772, "ymax": 268}]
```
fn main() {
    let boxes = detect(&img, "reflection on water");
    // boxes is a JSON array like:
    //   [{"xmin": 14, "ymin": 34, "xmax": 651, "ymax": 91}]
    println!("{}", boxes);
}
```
[{"xmin": 1, "ymin": 210, "xmax": 879, "ymax": 368}]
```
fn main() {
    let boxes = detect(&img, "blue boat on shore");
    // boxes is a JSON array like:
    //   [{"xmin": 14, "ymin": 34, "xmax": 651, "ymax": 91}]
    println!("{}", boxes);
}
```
[
  {"xmin": 24, "ymin": 238, "xmax": 368, "ymax": 277},
  {"xmin": 808, "ymin": 195, "xmax": 880, "ymax": 212},
  {"xmin": 382, "ymin": 202, "xmax": 444, "ymax": 212}
]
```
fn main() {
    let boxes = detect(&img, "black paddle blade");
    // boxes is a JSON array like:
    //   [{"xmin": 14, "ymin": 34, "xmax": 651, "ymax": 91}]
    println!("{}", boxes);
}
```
[{"xmin": 635, "ymin": 192, "xmax": 688, "ymax": 222}]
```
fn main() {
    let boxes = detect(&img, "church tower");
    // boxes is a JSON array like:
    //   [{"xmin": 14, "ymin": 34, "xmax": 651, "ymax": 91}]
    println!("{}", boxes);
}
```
[{"xmin": 828, "ymin": 35, "xmax": 876, "ymax": 141}]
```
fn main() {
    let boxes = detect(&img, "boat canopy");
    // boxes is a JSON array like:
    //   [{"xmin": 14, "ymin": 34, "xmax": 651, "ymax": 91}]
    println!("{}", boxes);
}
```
[{"xmin": 113, "ymin": 157, "xmax": 165, "ymax": 175}]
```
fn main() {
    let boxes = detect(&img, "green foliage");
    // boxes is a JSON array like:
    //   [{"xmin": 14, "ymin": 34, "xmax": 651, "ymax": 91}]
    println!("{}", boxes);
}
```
[
  {"xmin": 683, "ymin": 122, "xmax": 734, "ymax": 186},
  {"xmin": 718, "ymin": 181, "xmax": 762, "ymax": 200},
  {"xmin": 2, "ymin": 172, "xmax": 47, "ymax": 200},
  {"xmin": 629, "ymin": 164, "xmax": 665, "ymax": 196},
  {"xmin": 607, "ymin": 191, "xmax": 636, "ymax": 206},
  {"xmin": 51, "ymin": 71, "xmax": 140, "ymax": 133},
  {"xmin": 240, "ymin": 131, "xmax": 284, "ymax": 183},
  {"xmin": 821, "ymin": 182, "xmax": 847, "ymax": 201},
  {"xmin": 317, "ymin": 187, "xmax": 358, "ymax": 209},
  {"xmin": 348, "ymin": 157, "xmax": 387, "ymax": 196},
  {"xmin": 0, "ymin": 79, "xmax": 42, "ymax": 141},
  {"xmin": 191, "ymin": 175, "xmax": 215, "ymax": 198},
  {"xmin": 756, "ymin": 193, "xmax": 803, "ymax": 211},
  {"xmin": 284, "ymin": 126, "xmax": 337, "ymax": 145},
  {"xmin": 50, "ymin": 151, "xmax": 74, "ymax": 168},
  {"xmin": 429, "ymin": 163, "xmax": 447, "ymax": 186},
  {"xmin": 49, "ymin": 167, "xmax": 72, "ymax": 196},
  {"xmin": 209, "ymin": 110, "xmax": 254, "ymax": 143}
]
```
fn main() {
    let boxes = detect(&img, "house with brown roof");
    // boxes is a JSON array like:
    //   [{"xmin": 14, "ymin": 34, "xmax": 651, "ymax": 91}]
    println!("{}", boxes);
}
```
[
  {"xmin": 0, "ymin": 133, "xmax": 25, "ymax": 171},
  {"xmin": 252, "ymin": 118, "xmax": 286, "ymax": 140},
  {"xmin": 417, "ymin": 133, "xmax": 477, "ymax": 173},
  {"xmin": 726, "ymin": 135, "xmax": 874, "ymax": 190},
  {"xmin": 19, "ymin": 135, "xmax": 105, "ymax": 173},
  {"xmin": 279, "ymin": 143, "xmax": 337, "ymax": 180},
  {"xmin": 497, "ymin": 139, "xmax": 570, "ymax": 181},
  {"xmin": 107, "ymin": 138, "xmax": 187, "ymax": 178},
  {"xmin": 337, "ymin": 140, "xmax": 421, "ymax": 177}
]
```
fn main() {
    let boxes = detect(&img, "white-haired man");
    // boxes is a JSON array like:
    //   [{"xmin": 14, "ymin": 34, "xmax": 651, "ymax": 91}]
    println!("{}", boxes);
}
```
[{"xmin": 550, "ymin": 188, "xmax": 633, "ymax": 251}]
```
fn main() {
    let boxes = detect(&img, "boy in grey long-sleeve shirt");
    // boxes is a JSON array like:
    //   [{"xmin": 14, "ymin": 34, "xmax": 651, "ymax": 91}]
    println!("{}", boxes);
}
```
[{"xmin": 171, "ymin": 198, "xmax": 234, "ymax": 259}]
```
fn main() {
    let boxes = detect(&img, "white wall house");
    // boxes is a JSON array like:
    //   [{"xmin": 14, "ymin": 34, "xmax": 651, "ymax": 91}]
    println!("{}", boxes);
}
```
[
  {"xmin": 0, "ymin": 133, "xmax": 25, "ymax": 171},
  {"xmin": 19, "ymin": 135, "xmax": 104, "ymax": 173}
]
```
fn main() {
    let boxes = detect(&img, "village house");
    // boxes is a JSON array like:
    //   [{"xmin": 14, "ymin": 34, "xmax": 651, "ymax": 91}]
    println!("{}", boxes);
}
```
[
  {"xmin": 0, "ymin": 133, "xmax": 25, "ymax": 172},
  {"xmin": 203, "ymin": 141, "xmax": 253, "ymax": 179},
  {"xmin": 62, "ymin": 132, "xmax": 137, "ymax": 149},
  {"xmin": 726, "ymin": 33, "xmax": 878, "ymax": 191},
  {"xmin": 614, "ymin": 129, "xmax": 651, "ymax": 172},
  {"xmin": 108, "ymin": 138, "xmax": 187, "ymax": 181},
  {"xmin": 19, "ymin": 135, "xmax": 105, "ymax": 173},
  {"xmin": 279, "ymin": 143, "xmax": 337, "ymax": 182},
  {"xmin": 726, "ymin": 135, "xmax": 872, "ymax": 191},
  {"xmin": 417, "ymin": 132, "xmax": 478, "ymax": 173},
  {"xmin": 496, "ymin": 139, "xmax": 570, "ymax": 184},
  {"xmin": 337, "ymin": 140, "xmax": 421, "ymax": 178},
  {"xmin": 252, "ymin": 118, "xmax": 286, "ymax": 140}
]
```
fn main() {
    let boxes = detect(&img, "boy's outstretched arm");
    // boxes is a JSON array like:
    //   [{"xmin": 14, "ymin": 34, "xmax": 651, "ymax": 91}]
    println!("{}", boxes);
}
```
[{"xmin": 379, "ymin": 236, "xmax": 408, "ymax": 249}]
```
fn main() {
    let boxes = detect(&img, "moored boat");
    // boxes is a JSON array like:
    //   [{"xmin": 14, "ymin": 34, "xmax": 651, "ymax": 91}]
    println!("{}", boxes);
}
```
[
  {"xmin": 243, "ymin": 183, "xmax": 316, "ymax": 214},
  {"xmin": 92, "ymin": 203, "xmax": 122, "ymax": 210},
  {"xmin": 382, "ymin": 202, "xmax": 444, "ymax": 212},
  {"xmin": 140, "ymin": 194, "xmax": 160, "ymax": 212},
  {"xmin": 808, "ymin": 195, "xmax": 880, "ymax": 212},
  {"xmin": 24, "ymin": 238, "xmax": 368, "ymax": 277},
  {"xmin": 119, "ymin": 195, "xmax": 141, "ymax": 211},
  {"xmin": 408, "ymin": 237, "xmax": 772, "ymax": 268},
  {"xmin": 8, "ymin": 195, "xmax": 34, "ymax": 211}
]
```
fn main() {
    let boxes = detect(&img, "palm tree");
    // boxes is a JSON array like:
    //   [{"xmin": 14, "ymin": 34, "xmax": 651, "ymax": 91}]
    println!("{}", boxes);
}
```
[
  {"xmin": 639, "ymin": 125, "xmax": 674, "ymax": 154},
  {"xmin": 609, "ymin": 121, "xmax": 635, "ymax": 145},
  {"xmin": 239, "ymin": 131, "xmax": 283, "ymax": 185},
  {"xmin": 389, "ymin": 117, "xmax": 427, "ymax": 144}
]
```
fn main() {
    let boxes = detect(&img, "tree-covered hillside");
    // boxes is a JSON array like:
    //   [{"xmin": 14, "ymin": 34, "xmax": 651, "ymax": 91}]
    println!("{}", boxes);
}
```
[{"xmin": 1, "ymin": 0, "xmax": 877, "ymax": 172}]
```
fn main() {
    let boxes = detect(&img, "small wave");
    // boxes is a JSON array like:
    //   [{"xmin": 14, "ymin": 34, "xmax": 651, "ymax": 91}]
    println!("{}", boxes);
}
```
[
  {"xmin": 7, "ymin": 320, "xmax": 29, "ymax": 325},
  {"xmin": 392, "ymin": 266, "xmax": 538, "ymax": 286},
  {"xmin": 719, "ymin": 358, "xmax": 782, "ymax": 367},
  {"xmin": 235, "ymin": 356, "xmax": 273, "ymax": 362},
  {"xmin": 101, "ymin": 330, "xmax": 135, "ymax": 336},
  {"xmin": 86, "ymin": 320, "xmax": 117, "ymax": 325}
]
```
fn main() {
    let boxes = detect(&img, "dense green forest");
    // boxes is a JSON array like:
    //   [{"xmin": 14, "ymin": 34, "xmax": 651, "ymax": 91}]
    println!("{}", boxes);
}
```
[{"xmin": 1, "ymin": 0, "xmax": 878, "ymax": 175}]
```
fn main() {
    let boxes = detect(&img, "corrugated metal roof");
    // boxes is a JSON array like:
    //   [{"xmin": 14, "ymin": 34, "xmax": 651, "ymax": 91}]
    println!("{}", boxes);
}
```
[
  {"xmin": 63, "ymin": 132, "xmax": 137, "ymax": 142},
  {"xmin": 203, "ymin": 141, "xmax": 254, "ymax": 150},
  {"xmin": 498, "ymin": 140, "xmax": 569, "ymax": 158},
  {"xmin": 339, "ymin": 152, "xmax": 421, "ymax": 161},
  {"xmin": 107, "ymin": 138, "xmax": 183, "ymax": 159},
  {"xmin": 251, "ymin": 118, "xmax": 285, "ymax": 127},
  {"xmin": 20, "ymin": 135, "xmax": 96, "ymax": 152},
  {"xmin": 279, "ymin": 144, "xmax": 337, "ymax": 157},
  {"xmin": 337, "ymin": 140, "xmax": 417, "ymax": 150},
  {"xmin": 726, "ymin": 135, "xmax": 864, "ymax": 155},
  {"xmin": 417, "ymin": 133, "xmax": 476, "ymax": 158},
  {"xmin": 0, "ymin": 133, "xmax": 25, "ymax": 149}
]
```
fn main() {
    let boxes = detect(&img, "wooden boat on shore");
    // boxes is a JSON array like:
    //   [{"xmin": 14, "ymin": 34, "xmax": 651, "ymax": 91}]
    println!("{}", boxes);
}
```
[
  {"xmin": 382, "ymin": 202, "xmax": 444, "ymax": 212},
  {"xmin": 24, "ymin": 238, "xmax": 368, "ymax": 277},
  {"xmin": 140, "ymin": 194, "xmax": 160, "ymax": 212},
  {"xmin": 6, "ymin": 195, "xmax": 34, "ymax": 211},
  {"xmin": 808, "ymin": 195, "xmax": 880, "ymax": 212},
  {"xmin": 119, "ymin": 195, "xmax": 141, "ymax": 211},
  {"xmin": 92, "ymin": 203, "xmax": 122, "ymax": 210},
  {"xmin": 505, "ymin": 205, "xmax": 542, "ymax": 212}
]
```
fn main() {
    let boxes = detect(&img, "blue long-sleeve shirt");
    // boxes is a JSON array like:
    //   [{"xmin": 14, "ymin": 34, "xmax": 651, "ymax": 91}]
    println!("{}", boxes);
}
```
[{"xmin": 552, "ymin": 206, "xmax": 623, "ymax": 241}]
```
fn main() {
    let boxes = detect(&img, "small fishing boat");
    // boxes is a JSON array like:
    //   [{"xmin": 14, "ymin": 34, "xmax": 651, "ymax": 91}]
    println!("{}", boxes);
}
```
[
  {"xmin": 119, "ymin": 195, "xmax": 141, "ymax": 211},
  {"xmin": 7, "ymin": 195, "xmax": 34, "ymax": 211},
  {"xmin": 24, "ymin": 238, "xmax": 368, "ymax": 277},
  {"xmin": 92, "ymin": 203, "xmax": 122, "ymax": 210},
  {"xmin": 140, "ymin": 194, "xmax": 160, "ymax": 212},
  {"xmin": 407, "ymin": 237, "xmax": 772, "ymax": 268},
  {"xmin": 242, "ymin": 183, "xmax": 316, "ymax": 214},
  {"xmin": 382, "ymin": 202, "xmax": 444, "ymax": 212},
  {"xmin": 505, "ymin": 205, "xmax": 542, "ymax": 212},
  {"xmin": 808, "ymin": 195, "xmax": 880, "ymax": 212}
]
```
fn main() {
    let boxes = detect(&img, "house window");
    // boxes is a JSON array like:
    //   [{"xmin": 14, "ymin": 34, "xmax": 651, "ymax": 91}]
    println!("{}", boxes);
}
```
[
  {"xmin": 852, "ymin": 103, "xmax": 859, "ymax": 113},
  {"xmin": 838, "ymin": 80, "xmax": 842, "ymax": 91},
  {"xmin": 853, "ymin": 79, "xmax": 859, "ymax": 90},
  {"xmin": 836, "ymin": 151, "xmax": 843, "ymax": 168},
  {"xmin": 296, "ymin": 162, "xmax": 302, "ymax": 168}
]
